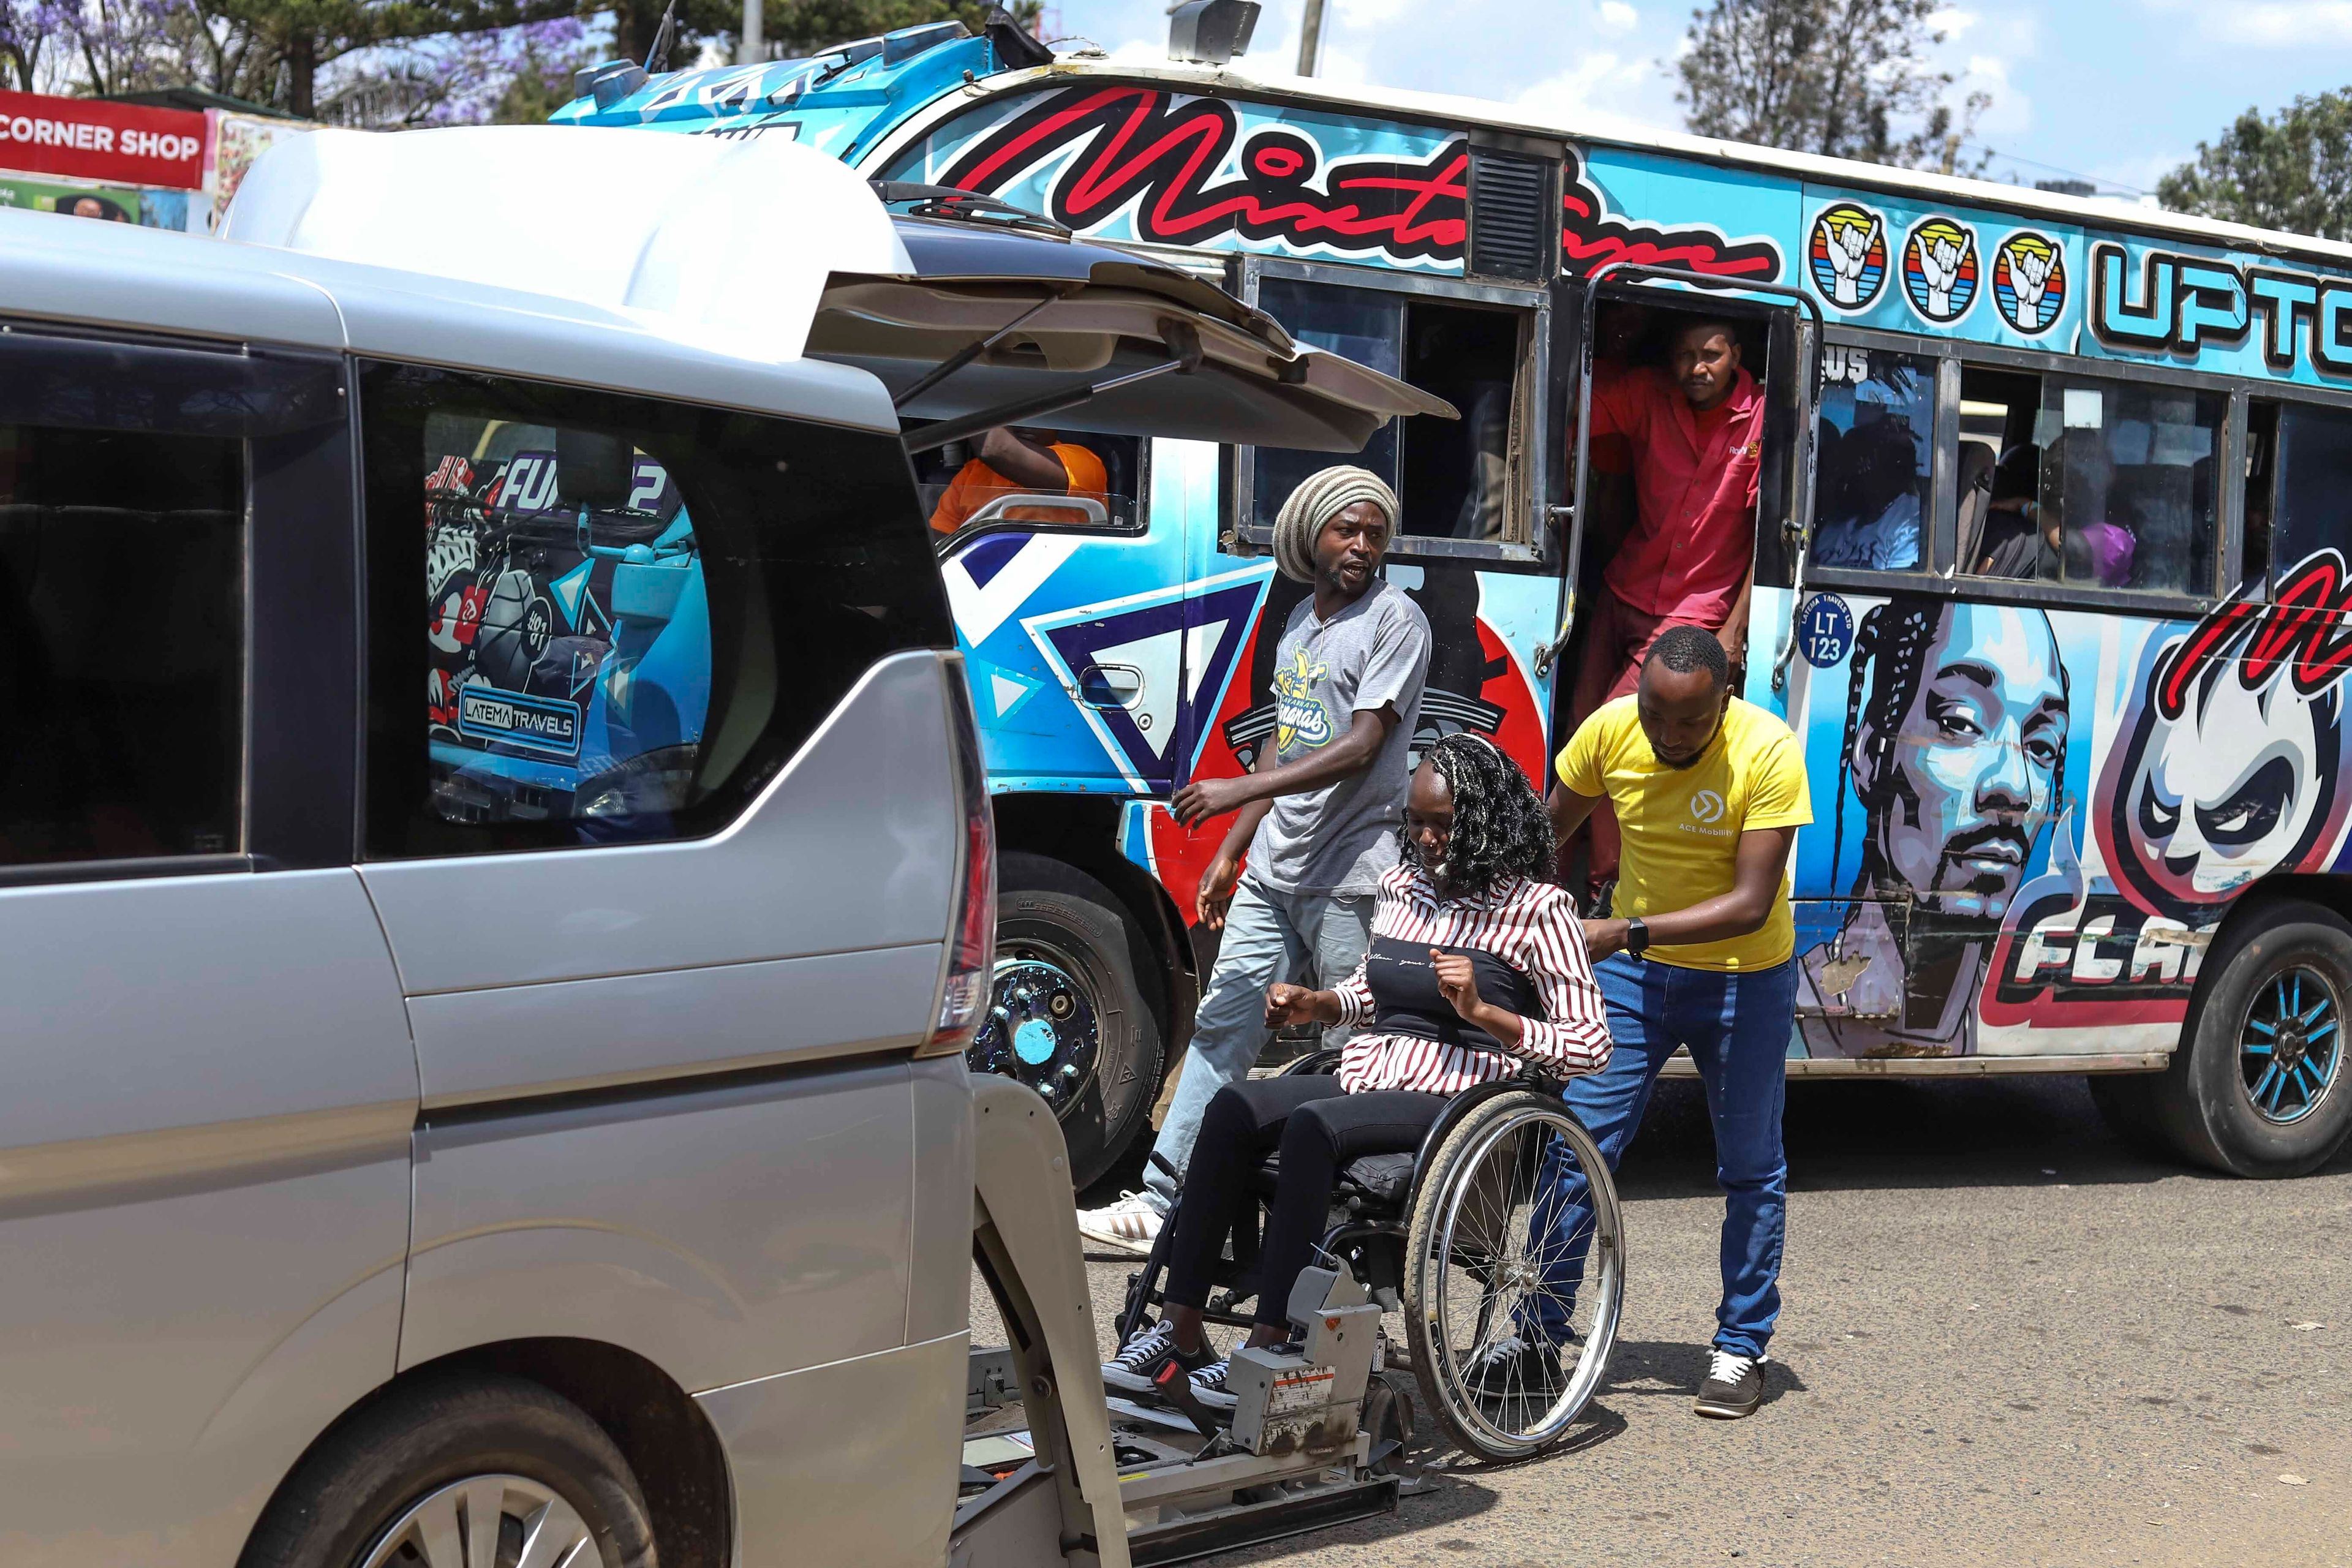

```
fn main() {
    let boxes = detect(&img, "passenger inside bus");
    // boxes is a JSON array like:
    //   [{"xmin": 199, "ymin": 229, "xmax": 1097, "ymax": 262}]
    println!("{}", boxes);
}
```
[
  {"xmin": 925, "ymin": 426, "xmax": 1110, "ymax": 535},
  {"xmin": 1566, "ymin": 310, "xmax": 1765, "ymax": 718},
  {"xmin": 1811, "ymin": 350, "xmax": 1930, "ymax": 571},
  {"xmin": 1957, "ymin": 369, "xmax": 2221, "ymax": 594},
  {"xmin": 1557, "ymin": 303, "xmax": 1772, "ymax": 902}
]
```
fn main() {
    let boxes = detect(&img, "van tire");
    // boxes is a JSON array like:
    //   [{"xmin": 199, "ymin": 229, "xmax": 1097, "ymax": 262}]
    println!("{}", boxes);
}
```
[
  {"xmin": 2135, "ymin": 900, "xmax": 2352, "ymax": 1178},
  {"xmin": 986, "ymin": 853, "xmax": 1166, "ymax": 1189},
  {"xmin": 240, "ymin": 1375, "xmax": 657, "ymax": 1568}
]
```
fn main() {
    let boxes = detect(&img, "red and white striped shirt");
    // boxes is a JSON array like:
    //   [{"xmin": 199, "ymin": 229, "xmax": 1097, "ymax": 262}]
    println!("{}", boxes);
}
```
[{"xmin": 1330, "ymin": 862, "xmax": 1612, "ymax": 1093}]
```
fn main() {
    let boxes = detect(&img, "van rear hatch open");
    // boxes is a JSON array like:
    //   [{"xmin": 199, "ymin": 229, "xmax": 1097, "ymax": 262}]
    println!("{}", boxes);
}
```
[
  {"xmin": 814, "ymin": 211, "xmax": 1454, "ymax": 451},
  {"xmin": 221, "ymin": 127, "xmax": 1450, "ymax": 451}
]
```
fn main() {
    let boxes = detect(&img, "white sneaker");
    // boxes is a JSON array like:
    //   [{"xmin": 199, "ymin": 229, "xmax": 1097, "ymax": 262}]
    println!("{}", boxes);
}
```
[{"xmin": 1077, "ymin": 1191, "xmax": 1164, "ymax": 1256}]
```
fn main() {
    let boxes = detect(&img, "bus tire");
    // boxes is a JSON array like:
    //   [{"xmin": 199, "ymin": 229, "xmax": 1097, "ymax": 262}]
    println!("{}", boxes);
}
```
[
  {"xmin": 2147, "ymin": 899, "xmax": 2352, "ymax": 1178},
  {"xmin": 979, "ymin": 853, "xmax": 1166, "ymax": 1190}
]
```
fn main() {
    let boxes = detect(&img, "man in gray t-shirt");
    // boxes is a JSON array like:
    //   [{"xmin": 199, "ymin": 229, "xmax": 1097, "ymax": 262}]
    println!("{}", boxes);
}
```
[{"xmin": 1078, "ymin": 467, "xmax": 1431, "ymax": 1253}]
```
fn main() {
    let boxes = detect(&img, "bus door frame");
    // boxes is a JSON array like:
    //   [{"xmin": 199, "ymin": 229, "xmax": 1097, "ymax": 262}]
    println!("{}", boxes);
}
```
[{"xmin": 1536, "ymin": 263, "xmax": 1824, "ymax": 696}]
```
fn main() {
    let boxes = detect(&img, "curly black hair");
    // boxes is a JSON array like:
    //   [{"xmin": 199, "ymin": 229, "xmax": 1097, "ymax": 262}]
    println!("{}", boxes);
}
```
[{"xmin": 1402, "ymin": 733, "xmax": 1556, "ymax": 898}]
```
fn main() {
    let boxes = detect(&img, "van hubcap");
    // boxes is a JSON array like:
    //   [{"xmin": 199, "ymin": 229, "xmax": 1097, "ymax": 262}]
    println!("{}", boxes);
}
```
[
  {"xmin": 360, "ymin": 1474, "xmax": 606, "ymax": 1568},
  {"xmin": 971, "ymin": 948, "xmax": 1099, "ymax": 1114},
  {"xmin": 2241, "ymin": 966, "xmax": 2342, "ymax": 1126}
]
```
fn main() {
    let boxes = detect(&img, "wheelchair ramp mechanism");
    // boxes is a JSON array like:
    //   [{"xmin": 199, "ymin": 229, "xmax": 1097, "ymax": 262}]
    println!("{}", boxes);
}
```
[{"xmin": 957, "ymin": 1259, "xmax": 1402, "ymax": 1566}]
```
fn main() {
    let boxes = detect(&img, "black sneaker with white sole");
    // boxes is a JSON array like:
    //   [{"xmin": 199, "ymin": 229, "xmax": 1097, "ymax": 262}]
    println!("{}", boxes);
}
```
[
  {"xmin": 1693, "ymin": 1348, "xmax": 1765, "ymax": 1419},
  {"xmin": 1101, "ymin": 1320, "xmax": 1215, "ymax": 1396},
  {"xmin": 1188, "ymin": 1357, "xmax": 1237, "ymax": 1411},
  {"xmin": 1461, "ymin": 1331, "xmax": 1565, "ymax": 1403}
]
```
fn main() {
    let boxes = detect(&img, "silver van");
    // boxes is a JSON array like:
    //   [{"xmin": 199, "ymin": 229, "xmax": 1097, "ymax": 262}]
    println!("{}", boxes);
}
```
[{"xmin": 0, "ymin": 126, "xmax": 1428, "ymax": 1567}]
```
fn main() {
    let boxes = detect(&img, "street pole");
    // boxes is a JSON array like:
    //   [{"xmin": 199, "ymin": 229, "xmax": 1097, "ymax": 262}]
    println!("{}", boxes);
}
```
[
  {"xmin": 1295, "ymin": 0, "xmax": 1324, "ymax": 74},
  {"xmin": 739, "ymin": 0, "xmax": 763, "ymax": 66}
]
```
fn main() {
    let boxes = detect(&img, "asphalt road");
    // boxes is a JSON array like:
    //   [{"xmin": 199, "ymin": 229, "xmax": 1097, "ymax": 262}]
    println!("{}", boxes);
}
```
[{"xmin": 1036, "ymin": 1074, "xmax": 2352, "ymax": 1568}]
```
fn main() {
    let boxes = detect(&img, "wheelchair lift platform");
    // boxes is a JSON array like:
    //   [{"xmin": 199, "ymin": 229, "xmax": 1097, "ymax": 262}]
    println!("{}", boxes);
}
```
[{"xmin": 953, "ymin": 1266, "xmax": 1408, "ymax": 1567}]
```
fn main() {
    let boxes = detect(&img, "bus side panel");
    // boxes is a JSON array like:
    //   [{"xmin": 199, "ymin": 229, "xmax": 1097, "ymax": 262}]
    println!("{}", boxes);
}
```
[{"xmin": 1776, "ymin": 577, "xmax": 2352, "ymax": 1061}]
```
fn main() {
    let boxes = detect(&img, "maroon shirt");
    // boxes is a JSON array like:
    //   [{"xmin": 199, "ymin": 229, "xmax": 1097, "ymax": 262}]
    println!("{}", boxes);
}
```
[{"xmin": 1588, "ymin": 363, "xmax": 1764, "ymax": 625}]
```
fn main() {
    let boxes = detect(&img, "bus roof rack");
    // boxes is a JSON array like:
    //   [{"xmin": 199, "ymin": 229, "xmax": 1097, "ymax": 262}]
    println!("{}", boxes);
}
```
[{"xmin": 870, "ymin": 181, "xmax": 1071, "ymax": 239}]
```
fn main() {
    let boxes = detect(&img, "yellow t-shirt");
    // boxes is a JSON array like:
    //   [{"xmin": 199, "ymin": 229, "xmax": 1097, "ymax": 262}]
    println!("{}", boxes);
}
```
[{"xmin": 1555, "ymin": 695, "xmax": 1811, "ymax": 972}]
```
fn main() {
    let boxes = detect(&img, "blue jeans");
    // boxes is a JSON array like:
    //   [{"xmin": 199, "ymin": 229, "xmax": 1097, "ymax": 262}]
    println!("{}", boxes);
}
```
[
  {"xmin": 1142, "ymin": 878, "xmax": 1373, "ymax": 1213},
  {"xmin": 1525, "ymin": 952, "xmax": 1795, "ymax": 1360}
]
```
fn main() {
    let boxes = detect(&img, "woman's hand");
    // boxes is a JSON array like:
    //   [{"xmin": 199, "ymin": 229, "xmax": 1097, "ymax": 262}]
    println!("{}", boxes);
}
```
[
  {"xmin": 1431, "ymin": 948, "xmax": 1526, "ymax": 1049},
  {"xmin": 1431, "ymin": 948, "xmax": 1482, "ymax": 1018},
  {"xmin": 1265, "ymin": 983, "xmax": 1340, "ymax": 1028}
]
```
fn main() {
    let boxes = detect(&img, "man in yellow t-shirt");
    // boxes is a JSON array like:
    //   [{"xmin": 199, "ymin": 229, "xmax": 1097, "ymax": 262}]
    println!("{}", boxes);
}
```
[{"xmin": 1504, "ymin": 625, "xmax": 1808, "ymax": 1422}]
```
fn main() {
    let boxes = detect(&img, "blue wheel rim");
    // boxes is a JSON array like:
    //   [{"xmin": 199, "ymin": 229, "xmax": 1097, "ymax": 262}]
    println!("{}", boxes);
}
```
[{"xmin": 2239, "ymin": 964, "xmax": 2343, "ymax": 1126}]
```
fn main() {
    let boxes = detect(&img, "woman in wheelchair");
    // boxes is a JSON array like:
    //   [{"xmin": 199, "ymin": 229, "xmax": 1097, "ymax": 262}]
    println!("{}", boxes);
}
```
[{"xmin": 1103, "ymin": 734, "xmax": 1612, "ymax": 1409}]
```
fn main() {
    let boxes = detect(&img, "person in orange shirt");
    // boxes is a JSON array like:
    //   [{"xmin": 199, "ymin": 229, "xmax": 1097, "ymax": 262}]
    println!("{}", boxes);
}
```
[{"xmin": 927, "ymin": 427, "xmax": 1109, "ymax": 535}]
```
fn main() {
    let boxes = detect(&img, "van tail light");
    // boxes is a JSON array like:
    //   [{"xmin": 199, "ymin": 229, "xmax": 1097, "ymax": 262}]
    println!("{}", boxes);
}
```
[{"xmin": 921, "ymin": 657, "xmax": 997, "ymax": 1060}]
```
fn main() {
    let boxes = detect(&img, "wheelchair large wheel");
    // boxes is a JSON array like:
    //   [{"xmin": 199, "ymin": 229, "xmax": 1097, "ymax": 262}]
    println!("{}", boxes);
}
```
[{"xmin": 1402, "ymin": 1089, "xmax": 1623, "ymax": 1461}]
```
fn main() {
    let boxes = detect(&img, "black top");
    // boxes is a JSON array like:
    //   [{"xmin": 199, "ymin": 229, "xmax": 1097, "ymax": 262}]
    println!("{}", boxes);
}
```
[{"xmin": 1365, "ymin": 934, "xmax": 1546, "ymax": 1055}]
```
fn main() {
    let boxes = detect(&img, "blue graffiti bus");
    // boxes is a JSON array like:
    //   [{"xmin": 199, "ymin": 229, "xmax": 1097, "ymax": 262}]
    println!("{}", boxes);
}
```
[{"xmin": 551, "ymin": 11, "xmax": 2352, "ymax": 1182}]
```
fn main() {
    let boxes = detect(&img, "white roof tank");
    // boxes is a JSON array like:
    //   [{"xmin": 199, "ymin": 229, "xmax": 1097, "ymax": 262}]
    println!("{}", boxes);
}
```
[{"xmin": 222, "ymin": 124, "xmax": 914, "ymax": 364}]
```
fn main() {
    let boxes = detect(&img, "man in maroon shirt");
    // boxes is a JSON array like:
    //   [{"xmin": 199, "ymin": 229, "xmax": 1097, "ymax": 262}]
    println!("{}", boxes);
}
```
[{"xmin": 1568, "ymin": 317, "xmax": 1763, "ymax": 892}]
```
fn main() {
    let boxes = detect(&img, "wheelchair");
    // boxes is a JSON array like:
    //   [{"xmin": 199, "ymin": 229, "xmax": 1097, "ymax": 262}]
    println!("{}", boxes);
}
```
[{"xmin": 1116, "ymin": 1050, "xmax": 1625, "ymax": 1463}]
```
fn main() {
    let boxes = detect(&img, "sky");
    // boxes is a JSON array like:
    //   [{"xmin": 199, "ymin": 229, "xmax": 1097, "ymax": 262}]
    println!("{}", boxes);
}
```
[{"xmin": 1031, "ymin": 0, "xmax": 2352, "ymax": 204}]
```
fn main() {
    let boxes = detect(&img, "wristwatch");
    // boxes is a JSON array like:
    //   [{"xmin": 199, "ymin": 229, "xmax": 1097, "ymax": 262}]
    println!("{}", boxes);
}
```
[{"xmin": 1623, "ymin": 917, "xmax": 1650, "ymax": 957}]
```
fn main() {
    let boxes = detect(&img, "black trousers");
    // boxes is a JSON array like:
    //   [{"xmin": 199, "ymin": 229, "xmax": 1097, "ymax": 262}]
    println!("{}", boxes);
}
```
[{"xmin": 1163, "ymin": 1076, "xmax": 1445, "ymax": 1331}]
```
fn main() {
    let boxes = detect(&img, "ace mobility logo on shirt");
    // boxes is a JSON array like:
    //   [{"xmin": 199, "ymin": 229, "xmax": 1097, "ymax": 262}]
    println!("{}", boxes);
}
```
[{"xmin": 1272, "ymin": 648, "xmax": 1334, "ymax": 752}]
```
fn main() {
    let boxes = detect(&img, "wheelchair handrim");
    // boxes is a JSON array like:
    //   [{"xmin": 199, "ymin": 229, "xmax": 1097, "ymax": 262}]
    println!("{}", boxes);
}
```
[{"xmin": 1424, "ymin": 1104, "xmax": 1623, "ymax": 1456}]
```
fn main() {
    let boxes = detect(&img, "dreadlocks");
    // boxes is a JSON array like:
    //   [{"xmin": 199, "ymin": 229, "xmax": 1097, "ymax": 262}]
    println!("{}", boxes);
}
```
[
  {"xmin": 1833, "ymin": 596, "xmax": 1939, "ymax": 895},
  {"xmin": 1833, "ymin": 596, "xmax": 2072, "ymax": 895},
  {"xmin": 1404, "ymin": 733, "xmax": 1555, "ymax": 899}
]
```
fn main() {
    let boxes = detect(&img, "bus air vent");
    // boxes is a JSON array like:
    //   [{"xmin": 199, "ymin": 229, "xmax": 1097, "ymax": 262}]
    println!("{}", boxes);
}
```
[{"xmin": 1467, "ymin": 148, "xmax": 1556, "ymax": 284}]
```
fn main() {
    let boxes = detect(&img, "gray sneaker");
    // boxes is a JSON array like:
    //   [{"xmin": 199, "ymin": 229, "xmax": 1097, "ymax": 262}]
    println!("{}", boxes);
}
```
[{"xmin": 1693, "ymin": 1348, "xmax": 1765, "ymax": 1419}]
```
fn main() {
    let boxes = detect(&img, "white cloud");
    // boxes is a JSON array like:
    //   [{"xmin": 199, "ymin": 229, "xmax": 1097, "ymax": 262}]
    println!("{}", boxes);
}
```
[
  {"xmin": 1512, "ymin": 50, "xmax": 1677, "ymax": 135},
  {"xmin": 1598, "ymin": 1, "xmax": 1639, "ymax": 35},
  {"xmin": 2139, "ymin": 0, "xmax": 2352, "ymax": 43},
  {"xmin": 1958, "ymin": 51, "xmax": 2030, "ymax": 138},
  {"xmin": 1930, "ymin": 7, "xmax": 1980, "ymax": 39},
  {"xmin": 1335, "ymin": 0, "xmax": 1411, "ymax": 26}
]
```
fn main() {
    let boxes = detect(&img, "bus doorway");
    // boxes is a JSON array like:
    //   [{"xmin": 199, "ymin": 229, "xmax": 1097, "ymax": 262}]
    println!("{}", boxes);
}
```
[{"xmin": 1546, "ymin": 279, "xmax": 1812, "ymax": 905}]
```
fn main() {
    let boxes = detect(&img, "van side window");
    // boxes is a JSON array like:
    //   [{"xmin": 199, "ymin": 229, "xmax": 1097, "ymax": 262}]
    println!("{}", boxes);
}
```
[
  {"xmin": 910, "ymin": 429, "xmax": 1142, "ymax": 544},
  {"xmin": 1245, "ymin": 274, "xmax": 1533, "ymax": 547},
  {"xmin": 1810, "ymin": 344, "xmax": 1934, "ymax": 572},
  {"xmin": 1960, "ymin": 367, "xmax": 2222, "ymax": 598},
  {"xmin": 0, "ymin": 334, "xmax": 271, "ymax": 867},
  {"xmin": 361, "ymin": 363, "xmax": 952, "ymax": 858}
]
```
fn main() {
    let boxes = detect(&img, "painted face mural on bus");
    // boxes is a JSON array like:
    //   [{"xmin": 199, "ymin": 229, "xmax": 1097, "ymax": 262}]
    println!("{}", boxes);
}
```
[
  {"xmin": 2099, "ymin": 549, "xmax": 2352, "ymax": 921},
  {"xmin": 1799, "ymin": 597, "xmax": 2070, "ymax": 1057}
]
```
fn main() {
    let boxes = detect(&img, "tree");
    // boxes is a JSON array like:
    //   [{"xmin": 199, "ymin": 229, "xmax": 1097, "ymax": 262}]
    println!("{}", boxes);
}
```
[
  {"xmin": 2158, "ymin": 90, "xmax": 2352, "ymax": 241},
  {"xmin": 1675, "ymin": 0, "xmax": 1989, "ymax": 175}
]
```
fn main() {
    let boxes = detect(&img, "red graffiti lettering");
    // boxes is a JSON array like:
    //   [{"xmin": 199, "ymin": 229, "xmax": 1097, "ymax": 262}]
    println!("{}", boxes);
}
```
[{"xmin": 937, "ymin": 85, "xmax": 1784, "ymax": 280}]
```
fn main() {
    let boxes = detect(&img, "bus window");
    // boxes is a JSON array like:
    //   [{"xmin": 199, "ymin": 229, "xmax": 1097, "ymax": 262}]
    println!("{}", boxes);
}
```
[
  {"xmin": 1247, "ymin": 274, "xmax": 1532, "ymax": 545},
  {"xmin": 1810, "ymin": 344, "xmax": 1934, "ymax": 572},
  {"xmin": 2267, "ymin": 400, "xmax": 2352, "ymax": 590},
  {"xmin": 1958, "ymin": 366, "xmax": 2043, "ymax": 579},
  {"xmin": 2242, "ymin": 399, "xmax": 2280, "ymax": 593},
  {"xmin": 910, "ymin": 428, "xmax": 1141, "ymax": 543},
  {"xmin": 1961, "ymin": 367, "xmax": 2222, "ymax": 597}
]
